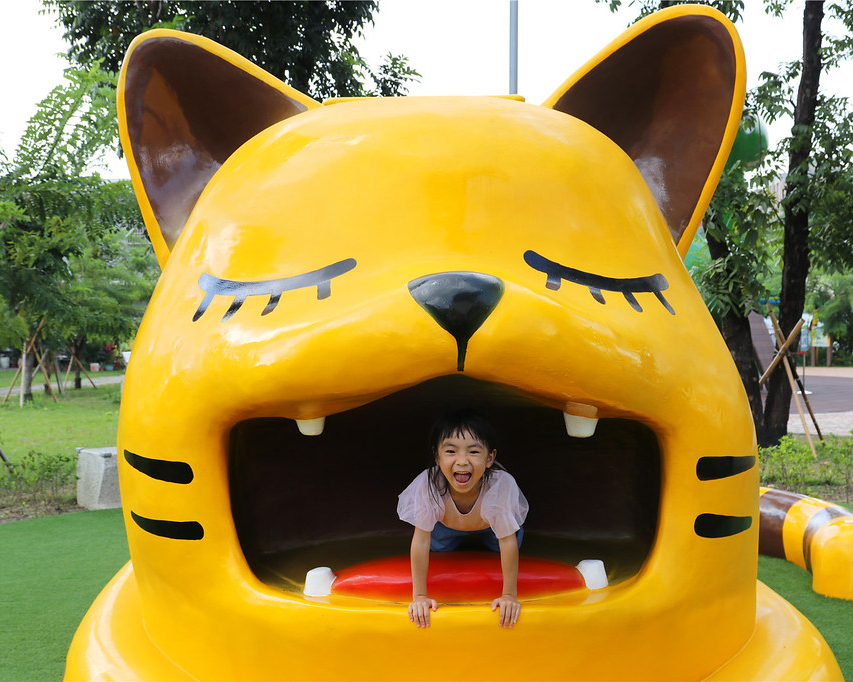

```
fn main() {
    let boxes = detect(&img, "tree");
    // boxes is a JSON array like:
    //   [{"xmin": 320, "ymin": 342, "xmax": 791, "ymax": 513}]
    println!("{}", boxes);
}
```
[
  {"xmin": 603, "ymin": 0, "xmax": 853, "ymax": 446},
  {"xmin": 807, "ymin": 272, "xmax": 853, "ymax": 362},
  {"xmin": 0, "ymin": 64, "xmax": 155, "ymax": 402},
  {"xmin": 42, "ymin": 1, "xmax": 419, "ymax": 101},
  {"xmin": 694, "ymin": 136, "xmax": 780, "ymax": 440},
  {"xmin": 740, "ymin": 1, "xmax": 853, "ymax": 444},
  {"xmin": 54, "ymin": 223, "xmax": 157, "ymax": 388}
]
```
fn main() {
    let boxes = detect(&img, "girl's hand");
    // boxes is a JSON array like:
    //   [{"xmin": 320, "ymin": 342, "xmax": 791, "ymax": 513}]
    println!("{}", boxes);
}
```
[
  {"xmin": 491, "ymin": 594, "xmax": 520, "ymax": 628},
  {"xmin": 408, "ymin": 595, "xmax": 438, "ymax": 627}
]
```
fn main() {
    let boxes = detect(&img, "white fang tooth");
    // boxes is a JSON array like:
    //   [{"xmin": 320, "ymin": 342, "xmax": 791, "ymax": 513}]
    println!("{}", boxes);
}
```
[
  {"xmin": 304, "ymin": 566, "xmax": 336, "ymax": 596},
  {"xmin": 577, "ymin": 559, "xmax": 608, "ymax": 590},
  {"xmin": 563, "ymin": 411, "xmax": 598, "ymax": 438},
  {"xmin": 296, "ymin": 417, "xmax": 325, "ymax": 436}
]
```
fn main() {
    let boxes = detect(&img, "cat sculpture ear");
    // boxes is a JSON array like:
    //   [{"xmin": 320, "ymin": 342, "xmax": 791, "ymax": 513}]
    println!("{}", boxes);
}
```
[
  {"xmin": 117, "ymin": 29, "xmax": 319, "ymax": 267},
  {"xmin": 543, "ymin": 5, "xmax": 745, "ymax": 258}
]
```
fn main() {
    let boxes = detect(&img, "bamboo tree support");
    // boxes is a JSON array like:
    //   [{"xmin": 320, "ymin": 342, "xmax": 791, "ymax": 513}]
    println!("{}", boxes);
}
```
[
  {"xmin": 53, "ymin": 353, "xmax": 65, "ymax": 397},
  {"xmin": 0, "ymin": 443, "xmax": 12, "ymax": 470},
  {"xmin": 63, "ymin": 350, "xmax": 75, "ymax": 389},
  {"xmin": 32, "ymin": 344, "xmax": 58, "ymax": 404},
  {"xmin": 3, "ymin": 318, "xmax": 46, "ymax": 405},
  {"xmin": 765, "ymin": 307, "xmax": 823, "ymax": 442},
  {"xmin": 60, "ymin": 349, "xmax": 97, "ymax": 390},
  {"xmin": 758, "ymin": 318, "xmax": 804, "ymax": 387},
  {"xmin": 765, "ymin": 304, "xmax": 819, "ymax": 457},
  {"xmin": 72, "ymin": 354, "xmax": 98, "ymax": 389}
]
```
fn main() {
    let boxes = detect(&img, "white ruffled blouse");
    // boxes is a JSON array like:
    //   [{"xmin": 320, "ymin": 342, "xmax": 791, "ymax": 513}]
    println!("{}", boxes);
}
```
[{"xmin": 397, "ymin": 469, "xmax": 528, "ymax": 539}]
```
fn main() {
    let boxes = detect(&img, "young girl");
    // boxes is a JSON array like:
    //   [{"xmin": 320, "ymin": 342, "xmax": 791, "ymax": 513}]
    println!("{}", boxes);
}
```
[{"xmin": 397, "ymin": 410, "xmax": 528, "ymax": 628}]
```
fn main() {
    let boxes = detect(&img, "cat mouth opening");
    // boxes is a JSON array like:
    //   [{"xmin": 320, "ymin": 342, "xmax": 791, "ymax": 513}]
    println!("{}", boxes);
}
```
[{"xmin": 229, "ymin": 375, "xmax": 661, "ymax": 599}]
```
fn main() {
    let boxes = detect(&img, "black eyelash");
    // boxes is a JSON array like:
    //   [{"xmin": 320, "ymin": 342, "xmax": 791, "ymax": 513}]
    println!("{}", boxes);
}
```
[
  {"xmin": 523, "ymin": 250, "xmax": 675, "ymax": 315},
  {"xmin": 193, "ymin": 258, "xmax": 357, "ymax": 322}
]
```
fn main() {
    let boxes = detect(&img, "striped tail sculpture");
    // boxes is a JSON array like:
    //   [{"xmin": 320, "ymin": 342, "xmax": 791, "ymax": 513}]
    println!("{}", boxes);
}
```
[{"xmin": 760, "ymin": 487, "xmax": 853, "ymax": 600}]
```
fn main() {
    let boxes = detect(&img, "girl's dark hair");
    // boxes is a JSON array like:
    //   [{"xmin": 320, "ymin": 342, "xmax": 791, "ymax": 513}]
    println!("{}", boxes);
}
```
[{"xmin": 427, "ymin": 409, "xmax": 505, "ymax": 501}]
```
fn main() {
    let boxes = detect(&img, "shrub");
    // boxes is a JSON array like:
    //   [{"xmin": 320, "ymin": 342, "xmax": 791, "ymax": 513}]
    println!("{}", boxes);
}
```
[
  {"xmin": 760, "ymin": 436, "xmax": 815, "ymax": 494},
  {"xmin": 0, "ymin": 450, "xmax": 76, "ymax": 510},
  {"xmin": 821, "ymin": 433, "xmax": 853, "ymax": 503}
]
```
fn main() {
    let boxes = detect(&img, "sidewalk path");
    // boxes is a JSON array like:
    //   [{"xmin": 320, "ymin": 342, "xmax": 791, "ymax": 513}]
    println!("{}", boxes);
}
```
[
  {"xmin": 785, "ymin": 366, "xmax": 853, "ymax": 437},
  {"xmin": 2, "ymin": 372, "xmax": 124, "ymax": 397}
]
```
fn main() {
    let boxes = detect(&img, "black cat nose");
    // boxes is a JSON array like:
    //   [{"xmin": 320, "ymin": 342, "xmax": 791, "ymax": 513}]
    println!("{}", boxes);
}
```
[{"xmin": 408, "ymin": 272, "xmax": 504, "ymax": 372}]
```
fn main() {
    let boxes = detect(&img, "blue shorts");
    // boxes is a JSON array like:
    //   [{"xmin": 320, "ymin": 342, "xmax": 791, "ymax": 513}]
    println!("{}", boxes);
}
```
[{"xmin": 430, "ymin": 522, "xmax": 524, "ymax": 552}]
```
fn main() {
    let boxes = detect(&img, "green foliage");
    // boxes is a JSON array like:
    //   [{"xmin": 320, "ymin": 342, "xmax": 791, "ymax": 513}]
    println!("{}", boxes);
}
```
[
  {"xmin": 822, "ymin": 435, "xmax": 853, "ymax": 502},
  {"xmin": 691, "ymin": 154, "xmax": 782, "ymax": 319},
  {"xmin": 759, "ymin": 434, "xmax": 853, "ymax": 501},
  {"xmin": 0, "ymin": 62, "xmax": 155, "ymax": 368},
  {"xmin": 806, "ymin": 272, "xmax": 853, "ymax": 359},
  {"xmin": 10, "ymin": 63, "xmax": 117, "ymax": 178},
  {"xmin": 0, "ymin": 450, "xmax": 76, "ymax": 510},
  {"xmin": 42, "ymin": 0, "xmax": 420, "ymax": 101},
  {"xmin": 760, "ymin": 435, "xmax": 818, "ymax": 493}
]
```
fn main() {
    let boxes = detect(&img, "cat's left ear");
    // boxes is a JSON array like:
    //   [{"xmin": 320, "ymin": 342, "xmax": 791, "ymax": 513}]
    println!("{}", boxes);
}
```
[
  {"xmin": 118, "ymin": 29, "xmax": 319, "ymax": 267},
  {"xmin": 543, "ymin": 5, "xmax": 745, "ymax": 257}
]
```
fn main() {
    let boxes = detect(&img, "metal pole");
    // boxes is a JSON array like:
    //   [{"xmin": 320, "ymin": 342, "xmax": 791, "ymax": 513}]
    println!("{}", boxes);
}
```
[{"xmin": 509, "ymin": 0, "xmax": 518, "ymax": 94}]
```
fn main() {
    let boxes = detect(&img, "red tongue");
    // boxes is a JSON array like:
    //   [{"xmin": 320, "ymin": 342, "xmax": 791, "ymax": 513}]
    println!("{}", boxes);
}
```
[
  {"xmin": 454, "ymin": 472, "xmax": 471, "ymax": 484},
  {"xmin": 331, "ymin": 553, "xmax": 587, "ymax": 601}
]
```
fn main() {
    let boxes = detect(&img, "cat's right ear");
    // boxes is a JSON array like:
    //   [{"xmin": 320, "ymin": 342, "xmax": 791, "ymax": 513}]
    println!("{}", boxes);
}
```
[{"xmin": 118, "ymin": 29, "xmax": 319, "ymax": 267}]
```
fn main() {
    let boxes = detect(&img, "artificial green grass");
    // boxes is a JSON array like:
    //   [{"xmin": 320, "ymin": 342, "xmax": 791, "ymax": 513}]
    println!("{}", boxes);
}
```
[
  {"xmin": 0, "ymin": 509, "xmax": 129, "ymax": 682},
  {"xmin": 0, "ymin": 509, "xmax": 850, "ymax": 681},
  {"xmin": 758, "ymin": 554, "xmax": 853, "ymax": 680},
  {"xmin": 0, "ymin": 384, "xmax": 121, "ymax": 463}
]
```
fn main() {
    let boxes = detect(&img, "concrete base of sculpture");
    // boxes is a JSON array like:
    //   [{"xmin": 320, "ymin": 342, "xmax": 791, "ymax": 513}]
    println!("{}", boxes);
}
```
[{"xmin": 76, "ymin": 447, "xmax": 121, "ymax": 510}]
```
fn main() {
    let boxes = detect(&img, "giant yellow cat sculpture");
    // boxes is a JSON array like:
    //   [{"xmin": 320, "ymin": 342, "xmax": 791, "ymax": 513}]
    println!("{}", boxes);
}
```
[{"xmin": 65, "ymin": 5, "xmax": 842, "ymax": 680}]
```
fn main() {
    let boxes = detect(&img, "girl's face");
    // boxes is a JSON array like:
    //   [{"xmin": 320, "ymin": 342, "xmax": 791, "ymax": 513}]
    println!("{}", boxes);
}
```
[{"xmin": 435, "ymin": 430, "xmax": 496, "ymax": 496}]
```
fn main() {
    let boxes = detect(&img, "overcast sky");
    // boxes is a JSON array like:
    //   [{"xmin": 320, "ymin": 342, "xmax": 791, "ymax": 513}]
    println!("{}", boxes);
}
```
[{"xmin": 1, "ymin": 1, "xmax": 852, "ymax": 179}]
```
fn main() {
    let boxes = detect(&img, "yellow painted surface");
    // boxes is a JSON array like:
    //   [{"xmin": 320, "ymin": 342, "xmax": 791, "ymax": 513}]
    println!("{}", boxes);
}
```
[
  {"xmin": 760, "ymin": 487, "xmax": 853, "ymax": 600},
  {"xmin": 811, "ymin": 518, "xmax": 853, "ymax": 600},
  {"xmin": 707, "ymin": 582, "xmax": 842, "ymax": 681},
  {"xmin": 65, "ymin": 5, "xmax": 840, "ymax": 680},
  {"xmin": 783, "ymin": 497, "xmax": 831, "ymax": 570}
]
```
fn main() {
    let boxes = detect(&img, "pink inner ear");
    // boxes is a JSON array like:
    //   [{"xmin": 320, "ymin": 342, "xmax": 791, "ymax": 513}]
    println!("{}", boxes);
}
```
[
  {"xmin": 123, "ymin": 36, "xmax": 311, "ymax": 253},
  {"xmin": 550, "ymin": 14, "xmax": 738, "ymax": 246},
  {"xmin": 330, "ymin": 552, "xmax": 586, "ymax": 602}
]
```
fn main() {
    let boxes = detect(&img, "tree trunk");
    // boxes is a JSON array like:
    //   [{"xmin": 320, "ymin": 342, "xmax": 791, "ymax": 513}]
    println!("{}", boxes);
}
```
[
  {"xmin": 42, "ymin": 349, "xmax": 52, "ymax": 393},
  {"xmin": 20, "ymin": 345, "xmax": 34, "ymax": 405},
  {"xmin": 761, "ymin": 1, "xmax": 824, "ymax": 443},
  {"xmin": 72, "ymin": 337, "xmax": 86, "ymax": 389},
  {"xmin": 706, "ymin": 232, "xmax": 767, "ymax": 442}
]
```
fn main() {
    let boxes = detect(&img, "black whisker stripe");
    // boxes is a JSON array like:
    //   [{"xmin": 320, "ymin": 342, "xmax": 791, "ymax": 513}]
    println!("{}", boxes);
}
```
[
  {"xmin": 124, "ymin": 450, "xmax": 193, "ymax": 484},
  {"xmin": 131, "ymin": 511, "xmax": 204, "ymax": 540},
  {"xmin": 803, "ymin": 506, "xmax": 852, "ymax": 572},
  {"xmin": 696, "ymin": 455, "xmax": 756, "ymax": 481},
  {"xmin": 694, "ymin": 513, "xmax": 752, "ymax": 538}
]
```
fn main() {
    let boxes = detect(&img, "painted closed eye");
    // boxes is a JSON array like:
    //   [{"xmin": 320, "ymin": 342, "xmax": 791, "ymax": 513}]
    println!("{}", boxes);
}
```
[
  {"xmin": 192, "ymin": 258, "xmax": 357, "ymax": 322},
  {"xmin": 523, "ymin": 250, "xmax": 675, "ymax": 315}
]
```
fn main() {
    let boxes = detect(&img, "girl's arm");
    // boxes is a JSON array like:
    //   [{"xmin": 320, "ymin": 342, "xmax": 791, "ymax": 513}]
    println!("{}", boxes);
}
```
[
  {"xmin": 491, "ymin": 533, "xmax": 520, "ymax": 628},
  {"xmin": 408, "ymin": 527, "xmax": 438, "ymax": 627}
]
